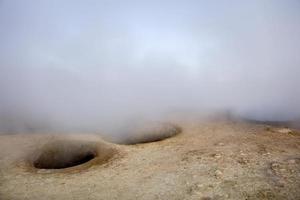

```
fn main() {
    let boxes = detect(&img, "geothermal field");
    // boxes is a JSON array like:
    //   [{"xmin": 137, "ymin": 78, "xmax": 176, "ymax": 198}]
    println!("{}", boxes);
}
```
[
  {"xmin": 0, "ymin": 118, "xmax": 300, "ymax": 199},
  {"xmin": 1, "ymin": 1, "xmax": 300, "ymax": 199}
]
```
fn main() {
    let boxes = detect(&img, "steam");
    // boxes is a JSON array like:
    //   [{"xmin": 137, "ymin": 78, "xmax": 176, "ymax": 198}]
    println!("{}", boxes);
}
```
[{"xmin": 0, "ymin": 0, "xmax": 300, "ymax": 134}]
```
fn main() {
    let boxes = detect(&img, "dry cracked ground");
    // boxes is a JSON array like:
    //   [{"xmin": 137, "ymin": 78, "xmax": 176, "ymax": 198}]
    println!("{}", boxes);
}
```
[{"xmin": 0, "ymin": 119, "xmax": 300, "ymax": 200}]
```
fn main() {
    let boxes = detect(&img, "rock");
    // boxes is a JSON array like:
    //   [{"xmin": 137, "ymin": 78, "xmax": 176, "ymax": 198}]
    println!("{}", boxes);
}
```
[
  {"xmin": 262, "ymin": 152, "xmax": 271, "ymax": 156},
  {"xmin": 275, "ymin": 180, "xmax": 285, "ymax": 188},
  {"xmin": 265, "ymin": 126, "xmax": 272, "ymax": 131},
  {"xmin": 277, "ymin": 128, "xmax": 293, "ymax": 134},
  {"xmin": 201, "ymin": 197, "xmax": 212, "ymax": 200},
  {"xmin": 237, "ymin": 157, "xmax": 249, "ymax": 165},
  {"xmin": 279, "ymin": 168, "xmax": 287, "ymax": 172},
  {"xmin": 213, "ymin": 153, "xmax": 222, "ymax": 159},
  {"xmin": 240, "ymin": 153, "xmax": 246, "ymax": 156},
  {"xmin": 271, "ymin": 162, "xmax": 280, "ymax": 169},
  {"xmin": 215, "ymin": 170, "xmax": 223, "ymax": 178},
  {"xmin": 287, "ymin": 159, "xmax": 296, "ymax": 164}
]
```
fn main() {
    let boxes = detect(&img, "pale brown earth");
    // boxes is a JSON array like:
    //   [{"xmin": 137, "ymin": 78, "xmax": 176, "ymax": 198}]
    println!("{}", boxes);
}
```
[{"xmin": 0, "ymin": 120, "xmax": 300, "ymax": 200}]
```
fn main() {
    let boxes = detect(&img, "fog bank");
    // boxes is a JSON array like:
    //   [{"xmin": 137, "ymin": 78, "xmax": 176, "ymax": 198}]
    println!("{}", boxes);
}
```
[{"xmin": 0, "ymin": 0, "xmax": 300, "ymax": 134}]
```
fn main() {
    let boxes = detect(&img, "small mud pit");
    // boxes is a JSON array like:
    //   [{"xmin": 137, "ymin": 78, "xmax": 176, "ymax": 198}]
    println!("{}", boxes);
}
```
[
  {"xmin": 120, "ymin": 122, "xmax": 182, "ymax": 145},
  {"xmin": 28, "ymin": 139, "xmax": 116, "ymax": 171}
]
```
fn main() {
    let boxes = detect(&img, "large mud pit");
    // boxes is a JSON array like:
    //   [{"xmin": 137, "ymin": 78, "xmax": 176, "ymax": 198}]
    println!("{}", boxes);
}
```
[
  {"xmin": 33, "ymin": 141, "xmax": 97, "ymax": 169},
  {"xmin": 26, "ymin": 139, "xmax": 117, "ymax": 172}
]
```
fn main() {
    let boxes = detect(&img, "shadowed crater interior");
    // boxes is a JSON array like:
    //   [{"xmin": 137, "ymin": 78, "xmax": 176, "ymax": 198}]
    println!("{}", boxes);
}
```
[{"xmin": 32, "ymin": 139, "xmax": 115, "ymax": 170}]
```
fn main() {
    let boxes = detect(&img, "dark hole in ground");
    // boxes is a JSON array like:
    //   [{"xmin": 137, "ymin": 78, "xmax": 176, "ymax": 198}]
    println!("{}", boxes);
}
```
[
  {"xmin": 32, "ymin": 141, "xmax": 99, "ymax": 169},
  {"xmin": 34, "ymin": 151, "xmax": 96, "ymax": 169}
]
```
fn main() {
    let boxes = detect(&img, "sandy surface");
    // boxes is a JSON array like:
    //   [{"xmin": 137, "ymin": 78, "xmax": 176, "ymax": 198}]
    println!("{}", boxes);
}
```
[{"xmin": 0, "ymin": 120, "xmax": 300, "ymax": 200}]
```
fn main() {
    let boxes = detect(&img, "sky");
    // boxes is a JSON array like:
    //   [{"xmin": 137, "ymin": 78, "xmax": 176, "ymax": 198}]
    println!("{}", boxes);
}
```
[{"xmin": 0, "ymin": 0, "xmax": 300, "ymax": 133}]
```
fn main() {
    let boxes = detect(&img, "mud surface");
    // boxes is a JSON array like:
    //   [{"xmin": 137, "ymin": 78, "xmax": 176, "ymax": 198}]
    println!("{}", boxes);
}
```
[{"xmin": 0, "ymin": 120, "xmax": 300, "ymax": 200}]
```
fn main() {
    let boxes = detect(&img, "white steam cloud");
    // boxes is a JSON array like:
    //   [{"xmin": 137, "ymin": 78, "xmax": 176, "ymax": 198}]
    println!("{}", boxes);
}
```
[{"xmin": 0, "ymin": 0, "xmax": 300, "ymax": 133}]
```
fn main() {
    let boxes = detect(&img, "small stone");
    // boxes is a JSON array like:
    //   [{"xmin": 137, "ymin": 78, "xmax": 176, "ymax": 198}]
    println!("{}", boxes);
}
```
[
  {"xmin": 195, "ymin": 191, "xmax": 203, "ymax": 196},
  {"xmin": 277, "ymin": 128, "xmax": 293, "ymax": 134},
  {"xmin": 265, "ymin": 126, "xmax": 272, "ymax": 131},
  {"xmin": 37, "ymin": 169, "xmax": 51, "ymax": 174},
  {"xmin": 217, "ymin": 142, "xmax": 225, "ymax": 146},
  {"xmin": 201, "ymin": 197, "xmax": 212, "ymax": 200},
  {"xmin": 287, "ymin": 159, "xmax": 296, "ymax": 164},
  {"xmin": 214, "ymin": 153, "xmax": 222, "ymax": 159},
  {"xmin": 271, "ymin": 162, "xmax": 280, "ymax": 168},
  {"xmin": 263, "ymin": 152, "xmax": 271, "ymax": 156},
  {"xmin": 276, "ymin": 180, "xmax": 285, "ymax": 187},
  {"xmin": 238, "ymin": 157, "xmax": 248, "ymax": 165},
  {"xmin": 215, "ymin": 170, "xmax": 223, "ymax": 178},
  {"xmin": 279, "ymin": 168, "xmax": 287, "ymax": 172}
]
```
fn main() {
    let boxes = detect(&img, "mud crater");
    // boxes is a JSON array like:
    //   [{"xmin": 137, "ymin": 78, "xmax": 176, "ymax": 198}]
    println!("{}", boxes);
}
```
[
  {"xmin": 121, "ymin": 123, "xmax": 182, "ymax": 144},
  {"xmin": 29, "ymin": 139, "xmax": 116, "ymax": 171}
]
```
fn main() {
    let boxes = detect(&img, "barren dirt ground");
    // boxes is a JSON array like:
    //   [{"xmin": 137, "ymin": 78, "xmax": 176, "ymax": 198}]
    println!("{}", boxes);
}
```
[{"xmin": 0, "ymin": 120, "xmax": 300, "ymax": 200}]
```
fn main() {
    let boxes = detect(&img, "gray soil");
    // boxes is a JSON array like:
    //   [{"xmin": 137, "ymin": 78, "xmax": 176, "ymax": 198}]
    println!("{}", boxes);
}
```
[{"xmin": 0, "ymin": 120, "xmax": 300, "ymax": 200}]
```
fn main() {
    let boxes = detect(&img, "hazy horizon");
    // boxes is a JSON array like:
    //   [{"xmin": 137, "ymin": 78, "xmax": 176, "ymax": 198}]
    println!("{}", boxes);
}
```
[{"xmin": 0, "ymin": 0, "xmax": 300, "ymax": 134}]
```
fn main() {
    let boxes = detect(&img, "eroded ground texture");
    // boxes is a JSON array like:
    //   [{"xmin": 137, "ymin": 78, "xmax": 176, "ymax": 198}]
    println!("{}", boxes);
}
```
[{"xmin": 0, "ymin": 120, "xmax": 300, "ymax": 200}]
